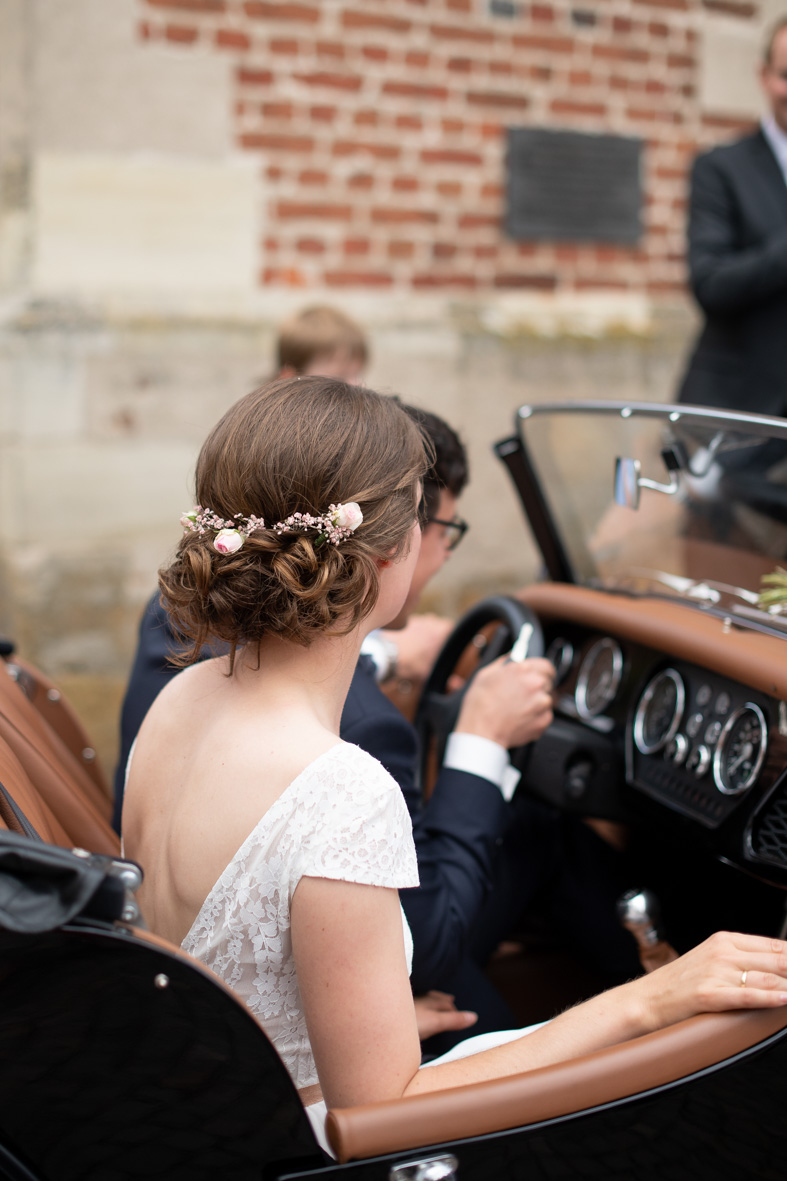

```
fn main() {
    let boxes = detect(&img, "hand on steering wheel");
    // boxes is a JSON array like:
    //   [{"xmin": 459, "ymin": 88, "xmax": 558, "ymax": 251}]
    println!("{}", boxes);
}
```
[{"xmin": 413, "ymin": 596, "xmax": 550, "ymax": 792}]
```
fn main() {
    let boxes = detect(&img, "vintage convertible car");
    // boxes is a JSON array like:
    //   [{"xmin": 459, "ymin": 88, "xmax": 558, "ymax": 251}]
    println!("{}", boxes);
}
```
[{"xmin": 0, "ymin": 400, "xmax": 786, "ymax": 1180}]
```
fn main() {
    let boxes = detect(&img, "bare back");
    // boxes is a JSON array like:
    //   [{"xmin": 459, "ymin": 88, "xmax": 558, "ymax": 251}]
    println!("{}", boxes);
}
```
[{"xmin": 121, "ymin": 654, "xmax": 341, "ymax": 944}]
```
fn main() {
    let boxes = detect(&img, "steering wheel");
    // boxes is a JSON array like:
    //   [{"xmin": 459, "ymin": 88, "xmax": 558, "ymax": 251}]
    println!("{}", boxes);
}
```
[{"xmin": 413, "ymin": 595, "xmax": 544, "ymax": 792}]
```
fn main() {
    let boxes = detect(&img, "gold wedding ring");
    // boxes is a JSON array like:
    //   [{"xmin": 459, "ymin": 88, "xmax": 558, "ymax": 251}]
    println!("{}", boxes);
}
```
[{"xmin": 740, "ymin": 970, "xmax": 748, "ymax": 988}]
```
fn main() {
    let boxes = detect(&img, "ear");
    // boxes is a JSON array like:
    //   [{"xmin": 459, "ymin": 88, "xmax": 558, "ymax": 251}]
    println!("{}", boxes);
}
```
[{"xmin": 376, "ymin": 558, "xmax": 392, "ymax": 569}]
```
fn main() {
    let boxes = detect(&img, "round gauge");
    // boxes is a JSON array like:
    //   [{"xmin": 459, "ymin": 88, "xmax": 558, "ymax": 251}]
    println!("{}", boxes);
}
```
[
  {"xmin": 575, "ymin": 637, "xmax": 624, "ymax": 720},
  {"xmin": 545, "ymin": 637, "xmax": 574, "ymax": 686},
  {"xmin": 713, "ymin": 703, "xmax": 768, "ymax": 796},
  {"xmin": 633, "ymin": 668, "xmax": 685, "ymax": 755}
]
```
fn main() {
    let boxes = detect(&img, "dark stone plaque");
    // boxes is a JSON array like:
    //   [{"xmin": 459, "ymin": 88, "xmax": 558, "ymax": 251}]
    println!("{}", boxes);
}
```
[{"xmin": 506, "ymin": 127, "xmax": 643, "ymax": 245}]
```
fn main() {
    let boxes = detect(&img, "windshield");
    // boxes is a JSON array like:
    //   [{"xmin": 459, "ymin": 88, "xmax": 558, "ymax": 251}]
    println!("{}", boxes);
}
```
[{"xmin": 517, "ymin": 402, "xmax": 787, "ymax": 615}]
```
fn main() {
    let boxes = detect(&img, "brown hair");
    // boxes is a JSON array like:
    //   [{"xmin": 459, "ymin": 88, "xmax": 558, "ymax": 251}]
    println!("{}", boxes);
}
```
[
  {"xmin": 276, "ymin": 305, "xmax": 369, "ymax": 374},
  {"xmin": 159, "ymin": 376, "xmax": 428, "ymax": 665}
]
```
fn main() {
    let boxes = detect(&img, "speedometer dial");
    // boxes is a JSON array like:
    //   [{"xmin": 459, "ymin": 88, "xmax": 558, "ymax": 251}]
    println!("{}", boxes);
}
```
[
  {"xmin": 633, "ymin": 668, "xmax": 685, "ymax": 755},
  {"xmin": 713, "ymin": 703, "xmax": 768, "ymax": 795},
  {"xmin": 575, "ymin": 638, "xmax": 623, "ymax": 720}
]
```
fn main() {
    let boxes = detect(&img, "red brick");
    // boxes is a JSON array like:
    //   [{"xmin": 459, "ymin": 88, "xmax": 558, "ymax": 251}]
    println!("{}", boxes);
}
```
[
  {"xmin": 270, "ymin": 38, "xmax": 299, "ymax": 53},
  {"xmin": 494, "ymin": 273, "xmax": 557, "ymax": 289},
  {"xmin": 383, "ymin": 81, "xmax": 449, "ymax": 100},
  {"xmin": 347, "ymin": 173, "xmax": 374, "ymax": 189},
  {"xmin": 310, "ymin": 105, "xmax": 337, "ymax": 122},
  {"xmin": 433, "ymin": 242, "xmax": 457, "ymax": 259},
  {"xmin": 147, "ymin": 0, "xmax": 224, "ymax": 10},
  {"xmin": 612, "ymin": 16, "xmax": 633, "ymax": 32},
  {"xmin": 481, "ymin": 183, "xmax": 502, "ymax": 199},
  {"xmin": 372, "ymin": 207, "xmax": 439, "ymax": 224},
  {"xmin": 593, "ymin": 44, "xmax": 649, "ymax": 62},
  {"xmin": 448, "ymin": 57, "xmax": 474, "ymax": 73},
  {"xmin": 396, "ymin": 114, "xmax": 423, "ymax": 130},
  {"xmin": 513, "ymin": 34, "xmax": 574, "ymax": 52},
  {"xmin": 354, "ymin": 110, "xmax": 379, "ymax": 126},
  {"xmin": 299, "ymin": 169, "xmax": 328, "ymax": 185},
  {"xmin": 446, "ymin": 0, "xmax": 472, "ymax": 10},
  {"xmin": 649, "ymin": 21, "xmax": 669, "ymax": 35},
  {"xmin": 266, "ymin": 165, "xmax": 283, "ymax": 180},
  {"xmin": 646, "ymin": 79, "xmax": 667, "ymax": 93},
  {"xmin": 244, "ymin": 2, "xmax": 319, "ymax": 19},
  {"xmin": 489, "ymin": 60, "xmax": 514, "ymax": 76},
  {"xmin": 413, "ymin": 273, "xmax": 477, "ymax": 288},
  {"xmin": 294, "ymin": 71, "xmax": 363, "ymax": 90},
  {"xmin": 667, "ymin": 53, "xmax": 695, "ymax": 68},
  {"xmin": 633, "ymin": 0, "xmax": 687, "ymax": 7},
  {"xmin": 458, "ymin": 214, "xmax": 498, "ymax": 229},
  {"xmin": 441, "ymin": 118, "xmax": 465, "ymax": 133},
  {"xmin": 325, "ymin": 270, "xmax": 394, "ymax": 287},
  {"xmin": 341, "ymin": 9, "xmax": 412, "ymax": 33},
  {"xmin": 569, "ymin": 70, "xmax": 594, "ymax": 86},
  {"xmin": 215, "ymin": 28, "xmax": 251, "ymax": 49},
  {"xmin": 363, "ymin": 45, "xmax": 389, "ymax": 61},
  {"xmin": 700, "ymin": 113, "xmax": 755, "ymax": 131},
  {"xmin": 516, "ymin": 243, "xmax": 537, "ymax": 257},
  {"xmin": 393, "ymin": 176, "xmax": 419, "ymax": 192},
  {"xmin": 468, "ymin": 90, "xmax": 529, "ymax": 109},
  {"xmin": 647, "ymin": 280, "xmax": 687, "ymax": 293},
  {"xmin": 406, "ymin": 51, "xmax": 430, "ymax": 67},
  {"xmin": 334, "ymin": 140, "xmax": 400, "ymax": 159},
  {"xmin": 530, "ymin": 65, "xmax": 553, "ymax": 82},
  {"xmin": 317, "ymin": 41, "xmax": 345, "ymax": 58},
  {"xmin": 344, "ymin": 237, "xmax": 370, "ymax": 255},
  {"xmin": 262, "ymin": 101, "xmax": 293, "ymax": 118},
  {"xmin": 532, "ymin": 5, "xmax": 555, "ymax": 21},
  {"xmin": 555, "ymin": 245, "xmax": 579, "ymax": 262},
  {"xmin": 262, "ymin": 266, "xmax": 307, "ymax": 285},
  {"xmin": 474, "ymin": 244, "xmax": 498, "ymax": 259},
  {"xmin": 551, "ymin": 99, "xmax": 607, "ymax": 117},
  {"xmin": 421, "ymin": 148, "xmax": 483, "ymax": 165},
  {"xmin": 389, "ymin": 240, "xmax": 415, "ymax": 258},
  {"xmin": 241, "ymin": 132, "xmax": 313, "ymax": 150},
  {"xmin": 436, "ymin": 181, "xmax": 462, "ymax": 196},
  {"xmin": 139, "ymin": 20, "xmax": 153, "ymax": 39},
  {"xmin": 165, "ymin": 24, "xmax": 198, "ymax": 42},
  {"xmin": 297, "ymin": 238, "xmax": 326, "ymax": 253},
  {"xmin": 278, "ymin": 201, "xmax": 353, "ymax": 219},
  {"xmin": 238, "ymin": 67, "xmax": 273, "ymax": 85},
  {"xmin": 430, "ymin": 23, "xmax": 495, "ymax": 42},
  {"xmin": 264, "ymin": 236, "xmax": 279, "ymax": 251}
]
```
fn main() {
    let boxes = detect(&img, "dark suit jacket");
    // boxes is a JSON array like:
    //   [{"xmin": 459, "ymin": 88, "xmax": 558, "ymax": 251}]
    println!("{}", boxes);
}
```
[
  {"xmin": 114, "ymin": 594, "xmax": 511, "ymax": 995},
  {"xmin": 677, "ymin": 130, "xmax": 787, "ymax": 416}
]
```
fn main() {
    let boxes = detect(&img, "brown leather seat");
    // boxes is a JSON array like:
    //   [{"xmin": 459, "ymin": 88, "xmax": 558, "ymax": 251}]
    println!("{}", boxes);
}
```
[{"xmin": 0, "ymin": 658, "xmax": 118, "ymax": 856}]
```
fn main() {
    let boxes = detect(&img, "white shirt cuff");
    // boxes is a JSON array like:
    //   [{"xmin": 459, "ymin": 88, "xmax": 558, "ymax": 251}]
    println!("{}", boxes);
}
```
[{"xmin": 443, "ymin": 732, "xmax": 521, "ymax": 802}]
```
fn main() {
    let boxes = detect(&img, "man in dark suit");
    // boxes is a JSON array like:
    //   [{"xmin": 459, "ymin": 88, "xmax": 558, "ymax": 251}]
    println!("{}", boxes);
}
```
[
  {"xmin": 114, "ymin": 406, "xmax": 561, "ymax": 1041},
  {"xmin": 677, "ymin": 17, "xmax": 787, "ymax": 416}
]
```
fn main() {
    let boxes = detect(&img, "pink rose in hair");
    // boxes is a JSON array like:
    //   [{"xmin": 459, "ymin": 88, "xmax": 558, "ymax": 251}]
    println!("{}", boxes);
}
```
[
  {"xmin": 214, "ymin": 528, "xmax": 245, "ymax": 555},
  {"xmin": 332, "ymin": 502, "xmax": 363, "ymax": 532}
]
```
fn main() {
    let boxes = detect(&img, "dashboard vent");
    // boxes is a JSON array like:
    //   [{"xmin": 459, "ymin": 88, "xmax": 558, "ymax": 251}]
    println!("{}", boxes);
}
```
[{"xmin": 750, "ymin": 782, "xmax": 787, "ymax": 869}]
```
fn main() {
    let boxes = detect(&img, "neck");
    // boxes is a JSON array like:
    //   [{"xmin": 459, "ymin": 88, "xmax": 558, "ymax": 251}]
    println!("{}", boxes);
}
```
[{"xmin": 234, "ymin": 625, "xmax": 364, "ymax": 735}]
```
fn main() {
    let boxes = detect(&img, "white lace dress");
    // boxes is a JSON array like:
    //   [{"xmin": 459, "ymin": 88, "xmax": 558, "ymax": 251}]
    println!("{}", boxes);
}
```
[{"xmin": 181, "ymin": 741, "xmax": 419, "ymax": 1091}]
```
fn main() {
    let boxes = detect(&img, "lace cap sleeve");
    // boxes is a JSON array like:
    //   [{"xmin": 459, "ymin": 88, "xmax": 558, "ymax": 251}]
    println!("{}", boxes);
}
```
[{"xmin": 292, "ymin": 744, "xmax": 419, "ymax": 893}]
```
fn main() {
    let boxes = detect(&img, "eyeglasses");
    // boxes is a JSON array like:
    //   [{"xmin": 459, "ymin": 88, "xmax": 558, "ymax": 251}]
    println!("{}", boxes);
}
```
[{"xmin": 427, "ymin": 515, "xmax": 469, "ymax": 552}]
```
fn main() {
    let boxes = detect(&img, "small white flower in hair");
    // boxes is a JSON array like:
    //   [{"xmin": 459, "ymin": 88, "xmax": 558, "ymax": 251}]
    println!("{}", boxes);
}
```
[
  {"xmin": 214, "ymin": 528, "xmax": 245, "ymax": 555},
  {"xmin": 332, "ymin": 502, "xmax": 363, "ymax": 532}
]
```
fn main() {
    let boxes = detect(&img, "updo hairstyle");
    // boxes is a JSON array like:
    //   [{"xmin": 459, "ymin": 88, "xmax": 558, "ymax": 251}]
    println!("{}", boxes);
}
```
[{"xmin": 159, "ymin": 376, "xmax": 429, "ymax": 663}]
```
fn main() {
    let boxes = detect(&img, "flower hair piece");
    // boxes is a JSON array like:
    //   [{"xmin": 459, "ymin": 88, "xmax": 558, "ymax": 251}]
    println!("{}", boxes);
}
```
[{"xmin": 181, "ymin": 501, "xmax": 363, "ymax": 554}]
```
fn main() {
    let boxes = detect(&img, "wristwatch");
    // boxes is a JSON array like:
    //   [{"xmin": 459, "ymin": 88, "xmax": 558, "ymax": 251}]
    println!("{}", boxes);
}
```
[{"xmin": 360, "ymin": 630, "xmax": 399, "ymax": 684}]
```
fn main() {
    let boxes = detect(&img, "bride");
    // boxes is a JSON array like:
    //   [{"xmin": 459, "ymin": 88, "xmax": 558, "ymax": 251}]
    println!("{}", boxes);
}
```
[{"xmin": 122, "ymin": 376, "xmax": 787, "ymax": 1152}]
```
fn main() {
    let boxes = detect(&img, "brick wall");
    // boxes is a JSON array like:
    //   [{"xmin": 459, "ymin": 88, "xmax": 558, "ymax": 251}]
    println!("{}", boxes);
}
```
[{"xmin": 137, "ymin": 0, "xmax": 759, "ymax": 297}]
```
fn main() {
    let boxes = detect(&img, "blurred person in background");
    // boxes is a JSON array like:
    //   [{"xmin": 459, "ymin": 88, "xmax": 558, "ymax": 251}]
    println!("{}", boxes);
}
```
[{"xmin": 677, "ymin": 16, "xmax": 787, "ymax": 416}]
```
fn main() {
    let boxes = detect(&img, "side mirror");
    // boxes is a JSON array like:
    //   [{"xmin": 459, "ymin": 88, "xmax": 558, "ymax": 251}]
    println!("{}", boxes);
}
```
[{"xmin": 614, "ymin": 456, "xmax": 681, "ymax": 511}]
